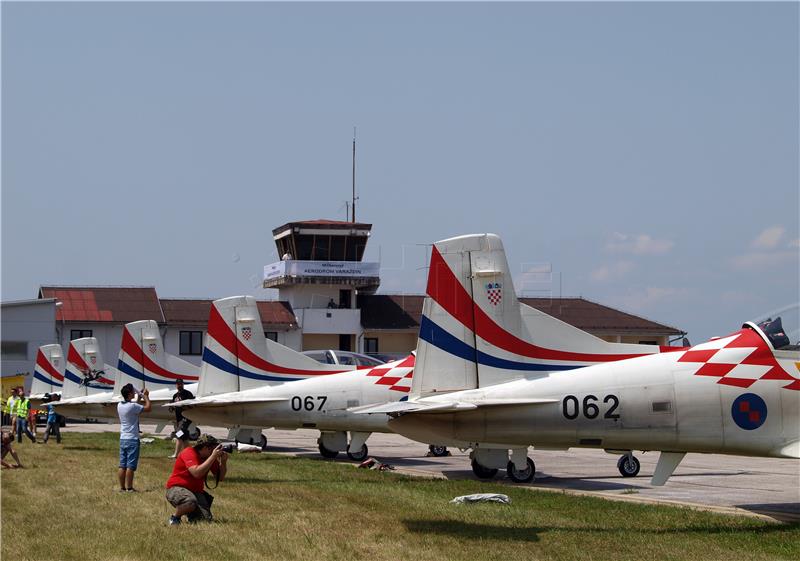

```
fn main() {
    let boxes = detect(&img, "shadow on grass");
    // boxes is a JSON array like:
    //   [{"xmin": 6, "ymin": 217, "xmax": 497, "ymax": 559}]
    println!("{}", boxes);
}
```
[
  {"xmin": 404, "ymin": 519, "xmax": 800, "ymax": 540},
  {"xmin": 62, "ymin": 445, "xmax": 107, "ymax": 452},
  {"xmin": 224, "ymin": 476, "xmax": 281, "ymax": 484},
  {"xmin": 404, "ymin": 520, "xmax": 542, "ymax": 542}
]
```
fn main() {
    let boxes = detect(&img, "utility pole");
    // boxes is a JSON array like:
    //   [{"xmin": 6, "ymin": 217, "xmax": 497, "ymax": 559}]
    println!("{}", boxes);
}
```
[{"xmin": 352, "ymin": 127, "xmax": 357, "ymax": 223}]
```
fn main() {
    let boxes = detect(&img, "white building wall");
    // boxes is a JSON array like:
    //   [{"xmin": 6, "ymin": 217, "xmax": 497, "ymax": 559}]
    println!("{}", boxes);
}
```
[
  {"xmin": 297, "ymin": 308, "xmax": 362, "ymax": 335},
  {"xmin": 281, "ymin": 329, "xmax": 302, "ymax": 351},
  {"xmin": 1, "ymin": 300, "xmax": 58, "ymax": 390},
  {"xmin": 162, "ymin": 326, "xmax": 202, "ymax": 366},
  {"xmin": 280, "ymin": 285, "xmax": 356, "ymax": 309}
]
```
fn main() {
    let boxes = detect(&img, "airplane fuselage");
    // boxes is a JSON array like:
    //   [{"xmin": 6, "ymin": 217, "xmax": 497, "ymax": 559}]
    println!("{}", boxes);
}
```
[
  {"xmin": 182, "ymin": 366, "xmax": 411, "ymax": 434},
  {"xmin": 388, "ymin": 349, "xmax": 800, "ymax": 459}
]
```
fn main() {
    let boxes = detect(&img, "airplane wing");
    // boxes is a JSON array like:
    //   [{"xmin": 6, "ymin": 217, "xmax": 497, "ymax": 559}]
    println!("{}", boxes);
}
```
[
  {"xmin": 163, "ymin": 396, "xmax": 289, "ymax": 408},
  {"xmin": 53, "ymin": 396, "xmax": 117, "ymax": 406},
  {"xmin": 351, "ymin": 398, "xmax": 558, "ymax": 415},
  {"xmin": 54, "ymin": 395, "xmax": 170, "ymax": 406}
]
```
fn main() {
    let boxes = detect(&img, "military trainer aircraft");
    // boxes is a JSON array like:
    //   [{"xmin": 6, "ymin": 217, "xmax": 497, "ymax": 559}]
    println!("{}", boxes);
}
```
[
  {"xmin": 175, "ymin": 279, "xmax": 672, "ymax": 460},
  {"xmin": 53, "ymin": 323, "xmax": 200, "ymax": 427},
  {"xmin": 355, "ymin": 233, "xmax": 800, "ymax": 485},
  {"xmin": 172, "ymin": 295, "xmax": 418, "ymax": 460}
]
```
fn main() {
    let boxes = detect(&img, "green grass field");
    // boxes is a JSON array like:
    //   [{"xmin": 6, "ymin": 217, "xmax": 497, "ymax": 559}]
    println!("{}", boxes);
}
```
[{"xmin": 2, "ymin": 432, "xmax": 798, "ymax": 561}]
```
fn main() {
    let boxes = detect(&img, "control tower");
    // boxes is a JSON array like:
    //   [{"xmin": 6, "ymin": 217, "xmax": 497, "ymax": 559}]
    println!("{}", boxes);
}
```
[{"xmin": 263, "ymin": 220, "xmax": 380, "ymax": 352}]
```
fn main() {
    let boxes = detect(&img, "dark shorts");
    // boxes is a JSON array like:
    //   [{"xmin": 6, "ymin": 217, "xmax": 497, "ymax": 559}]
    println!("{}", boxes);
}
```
[
  {"xmin": 174, "ymin": 419, "xmax": 191, "ymax": 441},
  {"xmin": 166, "ymin": 486, "xmax": 213, "ymax": 521}
]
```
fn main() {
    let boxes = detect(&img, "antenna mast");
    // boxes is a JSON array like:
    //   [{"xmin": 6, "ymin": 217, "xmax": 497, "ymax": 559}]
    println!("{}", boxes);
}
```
[{"xmin": 352, "ymin": 127, "xmax": 357, "ymax": 223}]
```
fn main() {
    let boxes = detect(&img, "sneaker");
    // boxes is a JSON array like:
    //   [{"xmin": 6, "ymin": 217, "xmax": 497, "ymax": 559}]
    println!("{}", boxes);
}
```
[
  {"xmin": 168, "ymin": 515, "xmax": 181, "ymax": 526},
  {"xmin": 125, "ymin": 488, "xmax": 138, "ymax": 492}
]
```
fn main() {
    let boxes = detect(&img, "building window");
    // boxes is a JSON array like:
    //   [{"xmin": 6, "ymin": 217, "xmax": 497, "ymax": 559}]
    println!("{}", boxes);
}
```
[
  {"xmin": 265, "ymin": 331, "xmax": 278, "ymax": 342},
  {"xmin": 364, "ymin": 338, "xmax": 379, "ymax": 354},
  {"xmin": 638, "ymin": 340, "xmax": 658, "ymax": 345},
  {"xmin": 70, "ymin": 330, "xmax": 92, "ymax": 340},
  {"xmin": 180, "ymin": 331, "xmax": 203, "ymax": 355},
  {"xmin": 1, "ymin": 342, "xmax": 28, "ymax": 360}
]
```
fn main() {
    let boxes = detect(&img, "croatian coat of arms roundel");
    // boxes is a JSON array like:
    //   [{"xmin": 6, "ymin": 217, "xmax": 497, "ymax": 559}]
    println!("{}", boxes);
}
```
[
  {"xmin": 486, "ymin": 283, "xmax": 502, "ymax": 306},
  {"xmin": 53, "ymin": 359, "xmax": 59, "ymax": 367},
  {"xmin": 90, "ymin": 356, "xmax": 97, "ymax": 365},
  {"xmin": 241, "ymin": 326, "xmax": 252, "ymax": 341},
  {"xmin": 148, "ymin": 343, "xmax": 158, "ymax": 354}
]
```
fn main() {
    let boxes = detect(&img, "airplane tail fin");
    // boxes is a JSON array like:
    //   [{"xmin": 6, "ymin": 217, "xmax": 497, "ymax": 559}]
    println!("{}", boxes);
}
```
[
  {"xmin": 63, "ymin": 338, "xmax": 115, "ymax": 398},
  {"xmin": 31, "ymin": 344, "xmax": 65, "ymax": 397},
  {"xmin": 116, "ymin": 320, "xmax": 199, "ymax": 394},
  {"xmin": 197, "ymin": 296, "xmax": 348, "ymax": 397},
  {"xmin": 413, "ymin": 233, "xmax": 669, "ymax": 397}
]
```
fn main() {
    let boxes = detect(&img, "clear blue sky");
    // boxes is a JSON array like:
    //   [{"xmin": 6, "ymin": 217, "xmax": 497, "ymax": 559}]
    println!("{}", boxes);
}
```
[{"xmin": 3, "ymin": 2, "xmax": 798, "ymax": 343}]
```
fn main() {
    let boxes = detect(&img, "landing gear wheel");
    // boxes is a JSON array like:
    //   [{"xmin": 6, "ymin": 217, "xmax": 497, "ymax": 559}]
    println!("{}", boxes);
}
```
[
  {"xmin": 259, "ymin": 434, "xmax": 268, "ymax": 451},
  {"xmin": 617, "ymin": 454, "xmax": 640, "ymax": 477},
  {"xmin": 471, "ymin": 458, "xmax": 499, "ymax": 479},
  {"xmin": 506, "ymin": 457, "xmax": 536, "ymax": 483},
  {"xmin": 429, "ymin": 444, "xmax": 449, "ymax": 457},
  {"xmin": 347, "ymin": 444, "xmax": 369, "ymax": 462},
  {"xmin": 317, "ymin": 439, "xmax": 339, "ymax": 459}
]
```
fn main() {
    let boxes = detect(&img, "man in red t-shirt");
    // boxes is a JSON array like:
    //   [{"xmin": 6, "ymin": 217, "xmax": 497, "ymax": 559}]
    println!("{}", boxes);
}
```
[{"xmin": 165, "ymin": 434, "xmax": 228, "ymax": 525}]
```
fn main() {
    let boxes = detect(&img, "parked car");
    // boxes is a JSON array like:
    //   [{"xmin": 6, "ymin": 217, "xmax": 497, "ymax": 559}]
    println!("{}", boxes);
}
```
[{"xmin": 302, "ymin": 350, "xmax": 385, "ymax": 368}]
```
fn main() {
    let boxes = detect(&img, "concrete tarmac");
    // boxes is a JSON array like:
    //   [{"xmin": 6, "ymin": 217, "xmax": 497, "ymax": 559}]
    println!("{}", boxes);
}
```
[{"xmin": 61, "ymin": 422, "xmax": 799, "ymax": 522}]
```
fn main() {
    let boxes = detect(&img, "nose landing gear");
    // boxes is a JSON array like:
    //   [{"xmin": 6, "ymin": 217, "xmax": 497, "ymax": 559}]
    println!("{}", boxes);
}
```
[
  {"xmin": 428, "ymin": 444, "xmax": 449, "ymax": 457},
  {"xmin": 617, "ymin": 453, "xmax": 641, "ymax": 477}
]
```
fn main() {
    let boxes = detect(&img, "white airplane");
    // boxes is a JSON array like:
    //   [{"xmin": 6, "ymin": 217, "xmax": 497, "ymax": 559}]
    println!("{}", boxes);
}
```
[
  {"xmin": 356, "ymin": 234, "xmax": 800, "ymax": 485},
  {"xmin": 172, "ymin": 296, "xmax": 419, "ymax": 460},
  {"xmin": 194, "ymin": 296, "xmax": 351, "ymax": 396},
  {"xmin": 54, "ymin": 301, "xmax": 350, "ymax": 443},
  {"xmin": 29, "ymin": 344, "xmax": 65, "ymax": 406},
  {"xmin": 174, "ymin": 286, "xmax": 666, "ymax": 461}
]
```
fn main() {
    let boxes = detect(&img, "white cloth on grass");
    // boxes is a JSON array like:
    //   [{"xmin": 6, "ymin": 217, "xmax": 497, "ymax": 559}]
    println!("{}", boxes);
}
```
[{"xmin": 450, "ymin": 493, "xmax": 511, "ymax": 505}]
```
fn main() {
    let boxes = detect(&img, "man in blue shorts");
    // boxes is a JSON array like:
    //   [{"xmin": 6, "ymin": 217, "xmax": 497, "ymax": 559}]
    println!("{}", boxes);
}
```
[{"xmin": 117, "ymin": 383, "xmax": 151, "ymax": 492}]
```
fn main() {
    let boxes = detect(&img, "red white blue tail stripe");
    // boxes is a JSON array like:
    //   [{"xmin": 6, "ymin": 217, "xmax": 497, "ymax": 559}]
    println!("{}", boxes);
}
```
[
  {"xmin": 201, "ymin": 303, "xmax": 349, "ymax": 383},
  {"xmin": 422, "ymin": 245, "xmax": 676, "ymax": 373},
  {"xmin": 33, "ymin": 348, "xmax": 64, "ymax": 388},
  {"xmin": 117, "ymin": 327, "xmax": 199, "ymax": 386},
  {"xmin": 66, "ymin": 343, "xmax": 113, "ymax": 390}
]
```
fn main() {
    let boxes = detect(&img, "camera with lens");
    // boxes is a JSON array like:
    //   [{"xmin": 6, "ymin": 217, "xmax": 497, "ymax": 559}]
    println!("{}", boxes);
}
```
[{"xmin": 220, "ymin": 443, "xmax": 236, "ymax": 454}]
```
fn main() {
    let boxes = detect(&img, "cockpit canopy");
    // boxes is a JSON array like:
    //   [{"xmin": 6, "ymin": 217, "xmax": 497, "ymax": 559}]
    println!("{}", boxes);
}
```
[{"xmin": 745, "ymin": 317, "xmax": 792, "ymax": 350}]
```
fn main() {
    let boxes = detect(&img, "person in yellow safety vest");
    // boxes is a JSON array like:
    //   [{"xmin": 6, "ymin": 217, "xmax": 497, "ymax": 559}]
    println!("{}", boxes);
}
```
[
  {"xmin": 15, "ymin": 390, "xmax": 36, "ymax": 444},
  {"xmin": 4, "ymin": 388, "xmax": 19, "ymax": 433}
]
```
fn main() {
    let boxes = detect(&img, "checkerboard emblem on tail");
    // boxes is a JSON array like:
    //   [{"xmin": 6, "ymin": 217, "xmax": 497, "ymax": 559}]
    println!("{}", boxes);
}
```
[
  {"xmin": 486, "ymin": 282, "xmax": 502, "ymax": 306},
  {"xmin": 90, "ymin": 356, "xmax": 97, "ymax": 365},
  {"xmin": 241, "ymin": 326, "xmax": 252, "ymax": 341},
  {"xmin": 148, "ymin": 343, "xmax": 157, "ymax": 354}
]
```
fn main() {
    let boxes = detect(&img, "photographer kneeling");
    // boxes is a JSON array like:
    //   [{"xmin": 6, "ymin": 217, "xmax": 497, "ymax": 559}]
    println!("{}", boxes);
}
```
[{"xmin": 165, "ymin": 434, "xmax": 228, "ymax": 525}]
